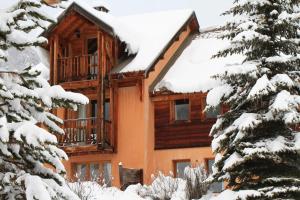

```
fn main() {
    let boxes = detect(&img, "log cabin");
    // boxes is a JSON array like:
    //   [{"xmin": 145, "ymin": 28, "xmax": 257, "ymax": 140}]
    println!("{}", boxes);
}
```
[{"xmin": 43, "ymin": 0, "xmax": 240, "ymax": 191}]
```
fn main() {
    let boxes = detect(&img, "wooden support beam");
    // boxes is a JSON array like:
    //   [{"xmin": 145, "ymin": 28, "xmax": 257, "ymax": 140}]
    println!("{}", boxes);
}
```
[
  {"xmin": 110, "ymin": 81, "xmax": 118, "ymax": 152},
  {"xmin": 53, "ymin": 35, "xmax": 59, "ymax": 84},
  {"xmin": 49, "ymin": 37, "xmax": 54, "ymax": 84},
  {"xmin": 105, "ymin": 40, "xmax": 114, "ymax": 67},
  {"xmin": 137, "ymin": 79, "xmax": 144, "ymax": 102},
  {"xmin": 96, "ymin": 30, "xmax": 106, "ymax": 149}
]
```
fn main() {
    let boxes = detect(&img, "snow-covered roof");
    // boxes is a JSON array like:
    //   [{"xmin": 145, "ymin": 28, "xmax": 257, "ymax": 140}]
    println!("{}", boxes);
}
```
[
  {"xmin": 77, "ymin": 0, "xmax": 111, "ymax": 10},
  {"xmin": 44, "ymin": 1, "xmax": 197, "ymax": 73},
  {"xmin": 154, "ymin": 30, "xmax": 245, "ymax": 94},
  {"xmin": 112, "ymin": 9, "xmax": 196, "ymax": 74}
]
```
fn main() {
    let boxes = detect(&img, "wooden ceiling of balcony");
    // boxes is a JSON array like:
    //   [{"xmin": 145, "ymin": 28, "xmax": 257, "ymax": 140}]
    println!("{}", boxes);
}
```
[{"xmin": 51, "ymin": 11, "xmax": 94, "ymax": 40}]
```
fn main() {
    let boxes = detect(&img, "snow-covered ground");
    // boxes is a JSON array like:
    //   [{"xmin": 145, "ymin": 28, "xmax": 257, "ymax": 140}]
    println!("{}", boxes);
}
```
[
  {"xmin": 69, "ymin": 182, "xmax": 213, "ymax": 200},
  {"xmin": 69, "ymin": 182, "xmax": 145, "ymax": 200}
]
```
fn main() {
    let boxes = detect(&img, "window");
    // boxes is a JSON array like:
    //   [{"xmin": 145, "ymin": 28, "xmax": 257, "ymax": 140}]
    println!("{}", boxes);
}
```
[
  {"xmin": 73, "ymin": 162, "xmax": 112, "ymax": 186},
  {"xmin": 103, "ymin": 162, "xmax": 112, "ymax": 186},
  {"xmin": 104, "ymin": 99, "xmax": 110, "ymax": 121},
  {"xmin": 91, "ymin": 100, "xmax": 98, "ymax": 118},
  {"xmin": 78, "ymin": 105, "xmax": 87, "ymax": 119},
  {"xmin": 174, "ymin": 99, "xmax": 189, "ymax": 121},
  {"xmin": 174, "ymin": 160, "xmax": 190, "ymax": 178},
  {"xmin": 75, "ymin": 163, "xmax": 87, "ymax": 181},
  {"xmin": 87, "ymin": 38, "xmax": 98, "ymax": 80},
  {"xmin": 90, "ymin": 163, "xmax": 100, "ymax": 181},
  {"xmin": 87, "ymin": 38, "xmax": 98, "ymax": 55},
  {"xmin": 207, "ymin": 159, "xmax": 223, "ymax": 193}
]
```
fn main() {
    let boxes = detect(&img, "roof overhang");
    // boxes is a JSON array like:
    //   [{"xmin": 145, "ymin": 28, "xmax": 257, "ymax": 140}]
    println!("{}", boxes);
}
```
[
  {"xmin": 42, "ymin": 1, "xmax": 114, "ymax": 38},
  {"xmin": 110, "ymin": 11, "xmax": 200, "ymax": 80}
]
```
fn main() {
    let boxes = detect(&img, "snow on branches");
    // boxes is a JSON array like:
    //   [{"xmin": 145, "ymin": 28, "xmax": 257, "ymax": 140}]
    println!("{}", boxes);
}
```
[
  {"xmin": 207, "ymin": 0, "xmax": 300, "ymax": 199},
  {"xmin": 0, "ymin": 66, "xmax": 88, "ymax": 200}
]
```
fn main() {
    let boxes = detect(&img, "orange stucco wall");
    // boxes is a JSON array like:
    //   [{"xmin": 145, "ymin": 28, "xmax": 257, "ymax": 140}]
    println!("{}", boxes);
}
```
[
  {"xmin": 142, "ymin": 24, "xmax": 214, "ymax": 184},
  {"xmin": 60, "ymin": 20, "xmax": 214, "ymax": 187},
  {"xmin": 64, "ymin": 86, "xmax": 146, "ymax": 186}
]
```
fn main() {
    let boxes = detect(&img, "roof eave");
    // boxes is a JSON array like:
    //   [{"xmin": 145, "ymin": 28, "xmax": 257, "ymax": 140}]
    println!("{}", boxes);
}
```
[
  {"xmin": 144, "ymin": 11, "xmax": 200, "ymax": 78},
  {"xmin": 41, "ymin": 2, "xmax": 115, "ymax": 38}
]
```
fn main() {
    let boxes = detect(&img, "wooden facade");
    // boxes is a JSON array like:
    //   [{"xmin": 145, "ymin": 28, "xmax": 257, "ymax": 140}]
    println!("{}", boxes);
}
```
[
  {"xmin": 153, "ymin": 94, "xmax": 215, "ymax": 149},
  {"xmin": 46, "ymin": 5, "xmax": 120, "ymax": 155}
]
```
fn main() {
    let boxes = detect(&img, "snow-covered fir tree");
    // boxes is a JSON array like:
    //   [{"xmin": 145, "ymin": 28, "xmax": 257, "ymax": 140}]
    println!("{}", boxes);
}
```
[
  {"xmin": 206, "ymin": 0, "xmax": 300, "ymax": 199},
  {"xmin": 0, "ymin": 0, "xmax": 66, "ymax": 61},
  {"xmin": 0, "ymin": 1, "xmax": 89, "ymax": 199}
]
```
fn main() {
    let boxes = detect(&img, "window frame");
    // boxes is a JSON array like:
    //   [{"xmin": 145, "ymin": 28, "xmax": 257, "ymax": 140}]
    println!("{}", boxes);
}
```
[
  {"xmin": 173, "ymin": 159, "xmax": 191, "ymax": 178},
  {"xmin": 71, "ymin": 161, "xmax": 112, "ymax": 185},
  {"xmin": 170, "ymin": 99, "xmax": 191, "ymax": 123},
  {"xmin": 85, "ymin": 35, "xmax": 98, "ymax": 55}
]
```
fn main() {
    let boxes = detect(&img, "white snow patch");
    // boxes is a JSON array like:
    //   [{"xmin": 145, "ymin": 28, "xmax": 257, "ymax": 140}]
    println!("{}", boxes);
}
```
[
  {"xmin": 155, "ymin": 33, "xmax": 245, "ymax": 93},
  {"xmin": 223, "ymin": 152, "xmax": 243, "ymax": 170},
  {"xmin": 116, "ymin": 9, "xmax": 195, "ymax": 73}
]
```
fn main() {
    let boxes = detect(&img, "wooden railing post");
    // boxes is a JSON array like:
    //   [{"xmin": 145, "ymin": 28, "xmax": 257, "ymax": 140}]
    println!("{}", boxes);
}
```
[{"xmin": 56, "ymin": 54, "xmax": 103, "ymax": 83}]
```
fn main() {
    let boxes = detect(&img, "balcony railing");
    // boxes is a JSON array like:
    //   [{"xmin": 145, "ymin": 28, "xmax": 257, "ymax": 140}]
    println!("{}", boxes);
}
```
[
  {"xmin": 57, "ymin": 117, "xmax": 113, "ymax": 149},
  {"xmin": 57, "ymin": 54, "xmax": 98, "ymax": 83}
]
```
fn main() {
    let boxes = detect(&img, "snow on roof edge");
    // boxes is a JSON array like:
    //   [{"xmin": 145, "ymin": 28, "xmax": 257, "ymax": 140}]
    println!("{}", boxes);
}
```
[
  {"xmin": 111, "ymin": 9, "xmax": 198, "ymax": 75},
  {"xmin": 153, "ymin": 29, "xmax": 246, "ymax": 94},
  {"xmin": 143, "ymin": 10, "xmax": 197, "ymax": 75},
  {"xmin": 42, "ymin": 0, "xmax": 140, "ymax": 55}
]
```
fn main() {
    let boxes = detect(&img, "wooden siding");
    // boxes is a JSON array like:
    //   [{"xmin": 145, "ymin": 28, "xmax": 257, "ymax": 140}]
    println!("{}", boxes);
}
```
[
  {"xmin": 154, "ymin": 98, "xmax": 214, "ymax": 150},
  {"xmin": 47, "ymin": 10, "xmax": 120, "ymax": 153}
]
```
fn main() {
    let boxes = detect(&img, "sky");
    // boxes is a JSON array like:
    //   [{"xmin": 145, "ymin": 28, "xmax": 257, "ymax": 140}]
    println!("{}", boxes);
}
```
[
  {"xmin": 108, "ymin": 0, "xmax": 232, "ymax": 27},
  {"xmin": 0, "ymin": 0, "xmax": 233, "ymax": 28}
]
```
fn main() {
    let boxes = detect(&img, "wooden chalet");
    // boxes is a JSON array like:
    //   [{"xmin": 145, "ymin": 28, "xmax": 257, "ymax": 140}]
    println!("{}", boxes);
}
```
[{"xmin": 43, "ymin": 0, "xmax": 226, "ymax": 191}]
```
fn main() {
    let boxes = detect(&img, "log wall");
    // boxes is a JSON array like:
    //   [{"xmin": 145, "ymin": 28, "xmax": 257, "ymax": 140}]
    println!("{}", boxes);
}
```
[{"xmin": 154, "ymin": 98, "xmax": 214, "ymax": 149}]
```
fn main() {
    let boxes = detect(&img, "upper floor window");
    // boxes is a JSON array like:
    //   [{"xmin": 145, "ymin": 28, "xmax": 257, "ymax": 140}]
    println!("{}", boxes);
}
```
[
  {"xmin": 91, "ymin": 100, "xmax": 98, "ymax": 118},
  {"xmin": 87, "ymin": 38, "xmax": 98, "ymax": 55},
  {"xmin": 78, "ymin": 105, "xmax": 87, "ymax": 119},
  {"xmin": 104, "ymin": 99, "xmax": 110, "ymax": 121},
  {"xmin": 175, "ymin": 99, "xmax": 190, "ymax": 121}
]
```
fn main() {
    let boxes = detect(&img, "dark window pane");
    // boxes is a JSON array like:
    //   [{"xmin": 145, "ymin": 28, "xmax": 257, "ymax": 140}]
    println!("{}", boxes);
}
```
[
  {"xmin": 87, "ymin": 38, "xmax": 98, "ymax": 55},
  {"xmin": 175, "ymin": 99, "xmax": 189, "ymax": 121},
  {"xmin": 175, "ymin": 161, "xmax": 190, "ymax": 178},
  {"xmin": 87, "ymin": 38, "xmax": 98, "ymax": 80},
  {"xmin": 103, "ymin": 162, "xmax": 112, "ymax": 186},
  {"xmin": 104, "ymin": 100, "xmax": 110, "ymax": 121},
  {"xmin": 91, "ymin": 100, "xmax": 98, "ymax": 118},
  {"xmin": 78, "ymin": 105, "xmax": 86, "ymax": 119},
  {"xmin": 208, "ymin": 159, "xmax": 223, "ymax": 193},
  {"xmin": 76, "ymin": 164, "xmax": 87, "ymax": 181},
  {"xmin": 90, "ymin": 163, "xmax": 100, "ymax": 181}
]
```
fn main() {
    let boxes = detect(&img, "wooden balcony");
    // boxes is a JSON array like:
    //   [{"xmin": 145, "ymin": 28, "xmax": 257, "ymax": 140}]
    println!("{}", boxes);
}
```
[
  {"xmin": 57, "ymin": 117, "xmax": 114, "ymax": 153},
  {"xmin": 57, "ymin": 54, "xmax": 98, "ymax": 83}
]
